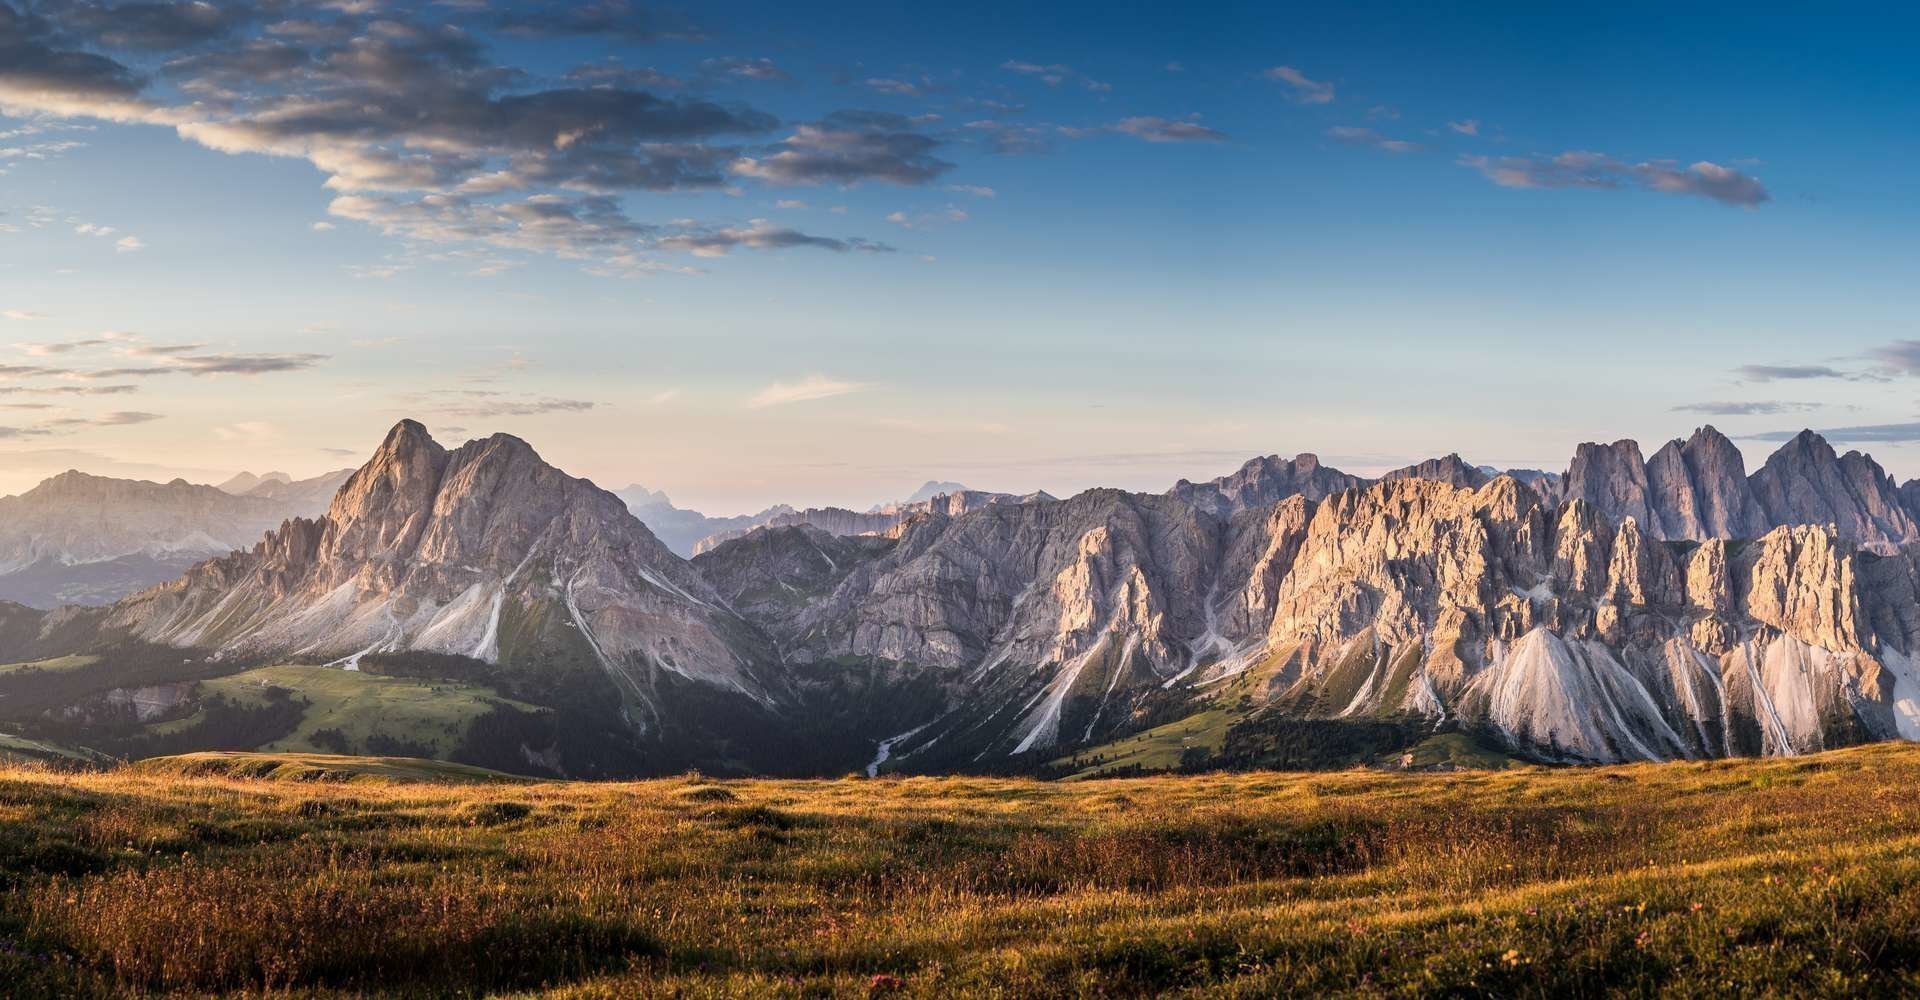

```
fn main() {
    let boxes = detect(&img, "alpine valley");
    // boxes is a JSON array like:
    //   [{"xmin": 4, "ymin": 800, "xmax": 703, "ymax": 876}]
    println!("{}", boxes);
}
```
[{"xmin": 6, "ymin": 420, "xmax": 1920, "ymax": 780}]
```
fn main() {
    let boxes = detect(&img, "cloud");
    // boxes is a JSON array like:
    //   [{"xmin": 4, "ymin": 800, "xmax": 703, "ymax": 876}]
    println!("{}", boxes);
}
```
[
  {"xmin": 495, "ymin": 1, "xmax": 701, "ymax": 42},
  {"xmin": 42, "ymin": 0, "xmax": 250, "ymax": 51},
  {"xmin": 962, "ymin": 119, "xmax": 1053, "ymax": 155},
  {"xmin": 1103, "ymin": 116, "xmax": 1227, "ymax": 144},
  {"xmin": 862, "ymin": 78, "xmax": 921, "ymax": 97},
  {"xmin": 211, "ymin": 420, "xmax": 275, "ymax": 442},
  {"xmin": 1460, "ymin": 151, "xmax": 1769, "ymax": 207},
  {"xmin": 731, "ymin": 117, "xmax": 952, "ymax": 186},
  {"xmin": 644, "ymin": 389, "xmax": 679, "ymax": 405},
  {"xmin": 700, "ymin": 57, "xmax": 789, "ymax": 83},
  {"xmin": 659, "ymin": 219, "xmax": 894, "ymax": 257},
  {"xmin": 999, "ymin": 59, "xmax": 1108, "ymax": 92},
  {"xmin": 885, "ymin": 206, "xmax": 967, "ymax": 230},
  {"xmin": 1447, "ymin": 119, "xmax": 1481, "ymax": 136},
  {"xmin": 36, "ymin": 410, "xmax": 163, "ymax": 428},
  {"xmin": 0, "ymin": 2, "xmax": 881, "ymax": 274},
  {"xmin": 114, "ymin": 235, "xmax": 143, "ymax": 251},
  {"xmin": 945, "ymin": 184, "xmax": 995, "ymax": 198},
  {"xmin": 2, "ymin": 310, "xmax": 44, "ymax": 321},
  {"xmin": 1749, "ymin": 423, "xmax": 1920, "ymax": 444},
  {"xmin": 15, "ymin": 336, "xmax": 113, "ymax": 354},
  {"xmin": 417, "ymin": 391, "xmax": 597, "ymax": 419},
  {"xmin": 49, "ymin": 342, "xmax": 331, "ymax": 379},
  {"xmin": 0, "ymin": 383, "xmax": 138, "ymax": 395},
  {"xmin": 1262, "ymin": 66, "xmax": 1334, "ymax": 104},
  {"xmin": 1670, "ymin": 400, "xmax": 1818, "ymax": 416},
  {"xmin": 1732, "ymin": 364, "xmax": 1869, "ymax": 383},
  {"xmin": 747, "ymin": 375, "xmax": 869, "ymax": 408},
  {"xmin": 1326, "ymin": 126, "xmax": 1421, "ymax": 154},
  {"xmin": 1868, "ymin": 340, "xmax": 1920, "ymax": 376},
  {"xmin": 329, "ymin": 192, "xmax": 655, "ymax": 258}
]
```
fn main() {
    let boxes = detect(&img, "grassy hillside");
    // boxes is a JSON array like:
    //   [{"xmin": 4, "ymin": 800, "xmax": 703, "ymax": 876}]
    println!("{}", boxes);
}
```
[
  {"xmin": 190, "ymin": 665, "xmax": 543, "ymax": 759},
  {"xmin": 5, "ymin": 746, "xmax": 1920, "ymax": 994}
]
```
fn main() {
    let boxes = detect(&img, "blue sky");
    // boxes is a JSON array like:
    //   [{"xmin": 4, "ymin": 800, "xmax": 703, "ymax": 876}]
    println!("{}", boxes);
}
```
[{"xmin": 1, "ymin": 1, "xmax": 1917, "ymax": 513}]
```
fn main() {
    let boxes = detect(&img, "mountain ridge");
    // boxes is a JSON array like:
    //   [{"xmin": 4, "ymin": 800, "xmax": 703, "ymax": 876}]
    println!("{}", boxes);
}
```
[{"xmin": 7, "ymin": 420, "xmax": 1920, "ymax": 778}]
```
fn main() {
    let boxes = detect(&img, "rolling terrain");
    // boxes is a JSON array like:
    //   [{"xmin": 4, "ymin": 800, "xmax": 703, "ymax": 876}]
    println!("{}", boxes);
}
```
[{"xmin": 3, "ymin": 744, "xmax": 1920, "ymax": 994}]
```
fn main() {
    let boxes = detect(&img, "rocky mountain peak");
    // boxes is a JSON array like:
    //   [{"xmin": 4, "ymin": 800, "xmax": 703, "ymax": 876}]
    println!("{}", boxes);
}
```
[
  {"xmin": 1380, "ymin": 454, "xmax": 1490, "ymax": 489},
  {"xmin": 1562, "ymin": 438, "xmax": 1653, "ymax": 527},
  {"xmin": 1748, "ymin": 430, "xmax": 1917, "ymax": 554},
  {"xmin": 1170, "ymin": 452, "xmax": 1363, "ymax": 518}
]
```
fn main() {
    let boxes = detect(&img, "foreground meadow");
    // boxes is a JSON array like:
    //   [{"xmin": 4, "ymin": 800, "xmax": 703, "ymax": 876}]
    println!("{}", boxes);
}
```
[{"xmin": 3, "ymin": 748, "xmax": 1920, "ymax": 996}]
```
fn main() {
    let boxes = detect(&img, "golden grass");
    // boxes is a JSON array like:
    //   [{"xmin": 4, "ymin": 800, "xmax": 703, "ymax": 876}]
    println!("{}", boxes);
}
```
[{"xmin": 4, "ymin": 745, "xmax": 1920, "ymax": 995}]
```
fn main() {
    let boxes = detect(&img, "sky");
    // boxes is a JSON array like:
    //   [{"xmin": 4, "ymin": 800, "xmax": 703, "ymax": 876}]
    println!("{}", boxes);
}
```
[{"xmin": 2, "ymin": 1, "xmax": 1919, "ymax": 514}]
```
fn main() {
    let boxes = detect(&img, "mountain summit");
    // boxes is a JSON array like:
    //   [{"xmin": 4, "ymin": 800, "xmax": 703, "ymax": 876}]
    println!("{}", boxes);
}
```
[{"xmin": 109, "ymin": 421, "xmax": 774, "ymax": 731}]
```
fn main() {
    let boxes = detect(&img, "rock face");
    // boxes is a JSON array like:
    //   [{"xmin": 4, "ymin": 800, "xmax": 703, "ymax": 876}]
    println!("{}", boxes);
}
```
[
  {"xmin": 1642, "ymin": 426, "xmax": 1769, "ymax": 540},
  {"xmin": 108, "ymin": 421, "xmax": 775, "ymax": 728},
  {"xmin": 1169, "ymin": 453, "xmax": 1365, "ymax": 518},
  {"xmin": 1561, "ymin": 439, "xmax": 1656, "ymax": 529},
  {"xmin": 1749, "ymin": 430, "xmax": 1918, "ymax": 554}
]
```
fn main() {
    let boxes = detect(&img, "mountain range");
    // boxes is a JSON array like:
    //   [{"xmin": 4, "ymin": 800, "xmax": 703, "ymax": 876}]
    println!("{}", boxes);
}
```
[
  {"xmin": 0, "ymin": 468, "xmax": 351, "ymax": 608},
  {"xmin": 4, "ymin": 421, "xmax": 1920, "ymax": 778}
]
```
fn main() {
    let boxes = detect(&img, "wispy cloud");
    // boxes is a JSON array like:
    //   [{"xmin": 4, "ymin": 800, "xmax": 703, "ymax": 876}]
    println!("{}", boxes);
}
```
[
  {"xmin": 2, "ymin": 310, "xmax": 44, "ymax": 321},
  {"xmin": 1461, "ymin": 151, "xmax": 1769, "ymax": 207},
  {"xmin": 1868, "ymin": 340, "xmax": 1920, "ymax": 376},
  {"xmin": 1732, "ymin": 363, "xmax": 1876, "ymax": 383},
  {"xmin": 659, "ymin": 219, "xmax": 893, "ymax": 257},
  {"xmin": 1327, "ymin": 126, "xmax": 1422, "ymax": 154},
  {"xmin": 1671, "ymin": 400, "xmax": 1818, "ymax": 416},
  {"xmin": 747, "ymin": 375, "xmax": 869, "ymax": 408},
  {"xmin": 1262, "ymin": 66, "xmax": 1334, "ymax": 104}
]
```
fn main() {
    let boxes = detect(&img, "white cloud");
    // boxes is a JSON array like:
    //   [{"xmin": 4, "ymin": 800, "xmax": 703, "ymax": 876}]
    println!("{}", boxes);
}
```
[
  {"xmin": 3, "ymin": 310, "xmax": 45, "ymax": 321},
  {"xmin": 114, "ymin": 236, "xmax": 144, "ymax": 252},
  {"xmin": 747, "ymin": 375, "xmax": 869, "ymax": 408},
  {"xmin": 1447, "ymin": 119, "xmax": 1481, "ymax": 136}
]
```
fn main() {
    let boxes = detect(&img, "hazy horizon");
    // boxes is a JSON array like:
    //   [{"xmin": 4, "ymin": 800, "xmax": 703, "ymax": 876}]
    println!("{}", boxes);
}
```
[{"xmin": 6, "ymin": 2, "xmax": 1920, "ymax": 513}]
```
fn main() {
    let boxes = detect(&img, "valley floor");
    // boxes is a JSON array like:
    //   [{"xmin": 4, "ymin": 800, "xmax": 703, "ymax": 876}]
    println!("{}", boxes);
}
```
[{"xmin": 5, "ymin": 747, "xmax": 1920, "ymax": 996}]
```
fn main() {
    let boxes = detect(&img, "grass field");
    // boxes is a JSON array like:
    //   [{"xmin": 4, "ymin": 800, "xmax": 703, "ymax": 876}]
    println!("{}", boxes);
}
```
[
  {"xmin": 6, "ymin": 744, "xmax": 1920, "ymax": 995},
  {"xmin": 185, "ymin": 664, "xmax": 540, "ymax": 758},
  {"xmin": 128, "ymin": 751, "xmax": 528, "ymax": 785},
  {"xmin": 0, "ymin": 654, "xmax": 99, "ymax": 677}
]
